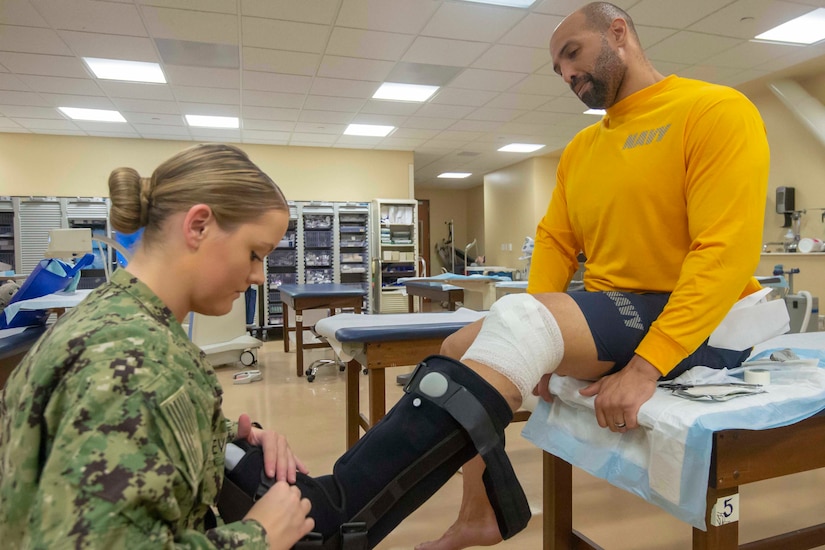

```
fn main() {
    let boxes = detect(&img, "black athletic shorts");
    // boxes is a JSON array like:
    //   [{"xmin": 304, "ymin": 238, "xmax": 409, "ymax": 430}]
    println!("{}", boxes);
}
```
[{"xmin": 567, "ymin": 290, "xmax": 751, "ymax": 380}]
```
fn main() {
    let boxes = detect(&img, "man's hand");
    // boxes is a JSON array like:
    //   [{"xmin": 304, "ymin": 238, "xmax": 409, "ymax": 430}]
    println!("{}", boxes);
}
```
[
  {"xmin": 237, "ymin": 414, "xmax": 309, "ymax": 483},
  {"xmin": 578, "ymin": 355, "xmax": 660, "ymax": 432}
]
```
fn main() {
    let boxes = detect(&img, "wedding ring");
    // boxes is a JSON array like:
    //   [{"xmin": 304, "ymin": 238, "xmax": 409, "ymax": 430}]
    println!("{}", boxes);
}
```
[{"xmin": 615, "ymin": 422, "xmax": 626, "ymax": 429}]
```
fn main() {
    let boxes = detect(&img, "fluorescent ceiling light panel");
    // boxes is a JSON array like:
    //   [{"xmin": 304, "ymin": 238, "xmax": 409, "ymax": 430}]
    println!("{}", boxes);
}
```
[
  {"xmin": 58, "ymin": 107, "xmax": 126, "ymax": 122},
  {"xmin": 462, "ymin": 0, "xmax": 538, "ymax": 7},
  {"xmin": 584, "ymin": 108, "xmax": 606, "ymax": 115},
  {"xmin": 373, "ymin": 82, "xmax": 439, "ymax": 102},
  {"xmin": 754, "ymin": 8, "xmax": 825, "ymax": 45},
  {"xmin": 438, "ymin": 172, "xmax": 472, "ymax": 178},
  {"xmin": 344, "ymin": 124, "xmax": 394, "ymax": 137},
  {"xmin": 83, "ymin": 57, "xmax": 166, "ymax": 83},
  {"xmin": 498, "ymin": 143, "xmax": 545, "ymax": 153},
  {"xmin": 185, "ymin": 115, "xmax": 239, "ymax": 129}
]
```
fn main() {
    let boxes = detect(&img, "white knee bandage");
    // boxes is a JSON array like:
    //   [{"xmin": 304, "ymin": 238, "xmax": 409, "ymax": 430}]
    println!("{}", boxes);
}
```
[{"xmin": 461, "ymin": 294, "xmax": 564, "ymax": 402}]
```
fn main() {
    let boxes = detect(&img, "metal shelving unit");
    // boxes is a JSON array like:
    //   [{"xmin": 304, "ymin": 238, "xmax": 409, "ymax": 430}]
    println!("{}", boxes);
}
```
[{"xmin": 371, "ymin": 198, "xmax": 418, "ymax": 313}]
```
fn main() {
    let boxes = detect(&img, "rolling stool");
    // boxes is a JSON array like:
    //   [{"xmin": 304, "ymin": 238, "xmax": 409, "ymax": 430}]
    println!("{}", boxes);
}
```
[{"xmin": 305, "ymin": 326, "xmax": 346, "ymax": 382}]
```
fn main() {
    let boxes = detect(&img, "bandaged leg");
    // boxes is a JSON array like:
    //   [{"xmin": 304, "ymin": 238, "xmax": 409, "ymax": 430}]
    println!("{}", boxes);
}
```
[
  {"xmin": 462, "ymin": 293, "xmax": 564, "ymax": 402},
  {"xmin": 219, "ymin": 356, "xmax": 529, "ymax": 549}
]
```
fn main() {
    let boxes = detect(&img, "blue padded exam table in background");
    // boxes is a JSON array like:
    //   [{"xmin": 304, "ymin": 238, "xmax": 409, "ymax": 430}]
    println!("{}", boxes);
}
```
[
  {"xmin": 402, "ymin": 280, "xmax": 464, "ymax": 312},
  {"xmin": 278, "ymin": 283, "xmax": 367, "ymax": 377}
]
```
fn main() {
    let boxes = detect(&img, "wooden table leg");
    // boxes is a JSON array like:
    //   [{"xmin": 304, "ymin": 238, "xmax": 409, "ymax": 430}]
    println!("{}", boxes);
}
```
[
  {"xmin": 346, "ymin": 358, "xmax": 360, "ymax": 449},
  {"xmin": 544, "ymin": 452, "xmax": 573, "ymax": 550},
  {"xmin": 282, "ymin": 303, "xmax": 290, "ymax": 353},
  {"xmin": 294, "ymin": 308, "xmax": 304, "ymax": 377},
  {"xmin": 368, "ymin": 368, "xmax": 387, "ymax": 427},
  {"xmin": 693, "ymin": 486, "xmax": 739, "ymax": 550}
]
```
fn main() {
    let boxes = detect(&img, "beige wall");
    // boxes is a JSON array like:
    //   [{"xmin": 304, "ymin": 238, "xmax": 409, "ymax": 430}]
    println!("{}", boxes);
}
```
[
  {"xmin": 414, "ymin": 186, "xmax": 469, "ymax": 274},
  {"xmin": 0, "ymin": 133, "xmax": 413, "ymax": 201},
  {"xmin": 482, "ymin": 156, "xmax": 556, "ymax": 268}
]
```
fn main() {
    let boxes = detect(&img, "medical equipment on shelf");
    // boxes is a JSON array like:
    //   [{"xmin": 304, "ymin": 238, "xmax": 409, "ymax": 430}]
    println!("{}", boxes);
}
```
[
  {"xmin": 769, "ymin": 265, "xmax": 818, "ymax": 333},
  {"xmin": 187, "ymin": 294, "xmax": 262, "ymax": 367}
]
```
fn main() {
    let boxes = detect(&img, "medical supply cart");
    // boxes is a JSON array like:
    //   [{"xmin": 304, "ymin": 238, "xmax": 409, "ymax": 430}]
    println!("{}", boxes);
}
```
[{"xmin": 371, "ymin": 198, "xmax": 418, "ymax": 313}]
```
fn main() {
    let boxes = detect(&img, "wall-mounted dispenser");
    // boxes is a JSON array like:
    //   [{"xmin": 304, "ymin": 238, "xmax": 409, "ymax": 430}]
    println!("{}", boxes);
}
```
[{"xmin": 776, "ymin": 186, "xmax": 795, "ymax": 227}]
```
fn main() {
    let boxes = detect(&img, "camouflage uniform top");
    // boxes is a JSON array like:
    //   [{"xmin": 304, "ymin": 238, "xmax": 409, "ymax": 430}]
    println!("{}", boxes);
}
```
[{"xmin": 0, "ymin": 268, "xmax": 268, "ymax": 549}]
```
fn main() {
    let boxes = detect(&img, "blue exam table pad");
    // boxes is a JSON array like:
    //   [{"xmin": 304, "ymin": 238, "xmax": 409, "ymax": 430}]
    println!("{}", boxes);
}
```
[
  {"xmin": 403, "ymin": 280, "xmax": 464, "ymax": 292},
  {"xmin": 314, "ymin": 308, "xmax": 486, "ymax": 361},
  {"xmin": 277, "ymin": 283, "xmax": 367, "ymax": 299}
]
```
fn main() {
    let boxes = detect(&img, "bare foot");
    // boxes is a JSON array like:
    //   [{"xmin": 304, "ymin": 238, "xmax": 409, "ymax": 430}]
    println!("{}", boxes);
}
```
[{"xmin": 415, "ymin": 508, "xmax": 502, "ymax": 550}]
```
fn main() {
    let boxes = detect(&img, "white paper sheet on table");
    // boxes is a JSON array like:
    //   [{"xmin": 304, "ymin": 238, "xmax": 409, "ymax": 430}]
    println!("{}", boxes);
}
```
[{"xmin": 522, "ymin": 331, "xmax": 825, "ymax": 530}]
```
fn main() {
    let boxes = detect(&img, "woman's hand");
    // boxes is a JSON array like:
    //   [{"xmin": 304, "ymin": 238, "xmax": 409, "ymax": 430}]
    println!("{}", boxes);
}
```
[
  {"xmin": 244, "ymin": 481, "xmax": 314, "ymax": 550},
  {"xmin": 237, "ymin": 414, "xmax": 309, "ymax": 483}
]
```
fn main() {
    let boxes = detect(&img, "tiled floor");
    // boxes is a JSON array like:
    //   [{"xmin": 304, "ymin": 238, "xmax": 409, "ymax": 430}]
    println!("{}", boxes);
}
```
[{"xmin": 217, "ymin": 339, "xmax": 825, "ymax": 550}]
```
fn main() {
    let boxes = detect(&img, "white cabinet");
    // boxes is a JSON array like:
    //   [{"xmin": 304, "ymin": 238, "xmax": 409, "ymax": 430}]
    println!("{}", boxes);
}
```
[{"xmin": 371, "ymin": 199, "xmax": 418, "ymax": 313}]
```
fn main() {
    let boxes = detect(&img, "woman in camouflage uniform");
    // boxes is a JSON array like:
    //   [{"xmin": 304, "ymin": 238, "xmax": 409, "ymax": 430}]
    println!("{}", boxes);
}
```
[{"xmin": 0, "ymin": 144, "xmax": 314, "ymax": 549}]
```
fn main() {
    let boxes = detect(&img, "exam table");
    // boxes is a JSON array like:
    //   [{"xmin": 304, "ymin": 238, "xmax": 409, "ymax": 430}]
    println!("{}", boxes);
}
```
[{"xmin": 315, "ymin": 311, "xmax": 825, "ymax": 549}]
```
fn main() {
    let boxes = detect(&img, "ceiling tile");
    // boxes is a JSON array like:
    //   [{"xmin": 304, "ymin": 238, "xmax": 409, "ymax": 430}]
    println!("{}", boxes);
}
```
[
  {"xmin": 703, "ymin": 40, "xmax": 798, "ymax": 69},
  {"xmin": 499, "ymin": 13, "xmax": 564, "ymax": 48},
  {"xmin": 430, "ymin": 87, "xmax": 497, "ymax": 107},
  {"xmin": 645, "ymin": 31, "xmax": 742, "ymax": 65},
  {"xmin": 0, "ymin": 25, "xmax": 71, "ymax": 55},
  {"xmin": 10, "ymin": 117, "xmax": 78, "ymax": 130},
  {"xmin": 326, "ymin": 28, "xmax": 414, "ymax": 62},
  {"xmin": 141, "ymin": 6, "xmax": 237, "ymax": 43},
  {"xmin": 423, "ymin": 2, "xmax": 525, "ymax": 42},
  {"xmin": 30, "ymin": 0, "xmax": 146, "ymax": 35},
  {"xmin": 173, "ymin": 85, "xmax": 239, "ymax": 104},
  {"xmin": 414, "ymin": 103, "xmax": 475, "ymax": 119},
  {"xmin": 507, "ymin": 73, "xmax": 571, "ymax": 96},
  {"xmin": 293, "ymin": 121, "xmax": 346, "ymax": 134},
  {"xmin": 140, "ymin": 133, "xmax": 191, "ymax": 141},
  {"xmin": 133, "ymin": 123, "xmax": 191, "ymax": 136},
  {"xmin": 404, "ymin": 116, "xmax": 454, "ymax": 130},
  {"xmin": 390, "ymin": 127, "xmax": 439, "ymax": 139},
  {"xmin": 449, "ymin": 68, "xmax": 527, "ymax": 92},
  {"xmin": 310, "ymin": 77, "xmax": 378, "ymax": 99},
  {"xmin": 243, "ymin": 71, "xmax": 312, "ymax": 94},
  {"xmin": 99, "ymin": 81, "xmax": 175, "ymax": 101},
  {"xmin": 124, "ymin": 112, "xmax": 185, "ymax": 125},
  {"xmin": 0, "ymin": 52, "xmax": 88, "ymax": 78},
  {"xmin": 485, "ymin": 92, "xmax": 548, "ymax": 110},
  {"xmin": 71, "ymin": 120, "xmax": 133, "ymax": 132},
  {"xmin": 628, "ymin": 0, "xmax": 736, "ymax": 29},
  {"xmin": 241, "ymin": 0, "xmax": 339, "ymax": 25},
  {"xmin": 473, "ymin": 45, "xmax": 551, "ymax": 73},
  {"xmin": 302, "ymin": 95, "xmax": 364, "ymax": 112},
  {"xmin": 39, "ymin": 93, "xmax": 116, "ymax": 109},
  {"xmin": 635, "ymin": 25, "xmax": 681, "ymax": 50},
  {"xmin": 156, "ymin": 38, "xmax": 238, "ymax": 68},
  {"xmin": 298, "ymin": 109, "xmax": 355, "ymax": 124},
  {"xmin": 241, "ymin": 129, "xmax": 292, "ymax": 141},
  {"xmin": 179, "ymin": 102, "xmax": 238, "ymax": 116},
  {"xmin": 58, "ymin": 31, "xmax": 159, "ymax": 61},
  {"xmin": 242, "ymin": 48, "xmax": 320, "ymax": 76},
  {"xmin": 242, "ymin": 105, "xmax": 300, "ymax": 121},
  {"xmin": 688, "ymin": 0, "xmax": 812, "ymax": 39},
  {"xmin": 447, "ymin": 119, "xmax": 502, "ymax": 132},
  {"xmin": 0, "ymin": 90, "xmax": 48, "ymax": 107},
  {"xmin": 243, "ymin": 90, "xmax": 306, "ymax": 109},
  {"xmin": 336, "ymin": 0, "xmax": 439, "ymax": 34},
  {"xmin": 289, "ymin": 132, "xmax": 339, "ymax": 145},
  {"xmin": 242, "ymin": 118, "xmax": 296, "ymax": 131},
  {"xmin": 242, "ymin": 18, "xmax": 329, "ymax": 53},
  {"xmin": 0, "ymin": 0, "xmax": 49, "ymax": 27},
  {"xmin": 350, "ymin": 113, "xmax": 407, "ymax": 126},
  {"xmin": 112, "ymin": 98, "xmax": 181, "ymax": 114},
  {"xmin": 538, "ymin": 95, "xmax": 587, "ymax": 114},
  {"xmin": 0, "ymin": 73, "xmax": 29, "ymax": 91},
  {"xmin": 164, "ymin": 66, "xmax": 240, "ymax": 89},
  {"xmin": 402, "ymin": 37, "xmax": 489, "ymax": 67},
  {"xmin": 378, "ymin": 137, "xmax": 427, "ymax": 149},
  {"xmin": 358, "ymin": 99, "xmax": 421, "ymax": 116},
  {"xmin": 466, "ymin": 106, "xmax": 523, "ymax": 122},
  {"xmin": 138, "ymin": 0, "xmax": 238, "ymax": 15},
  {"xmin": 0, "ymin": 105, "xmax": 63, "ymax": 118},
  {"xmin": 317, "ymin": 55, "xmax": 395, "ymax": 81},
  {"xmin": 20, "ymin": 75, "xmax": 103, "ymax": 96}
]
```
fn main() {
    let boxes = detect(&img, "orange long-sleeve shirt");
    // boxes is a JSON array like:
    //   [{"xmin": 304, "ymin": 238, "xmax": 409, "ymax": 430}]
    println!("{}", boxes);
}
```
[{"xmin": 528, "ymin": 75, "xmax": 769, "ymax": 376}]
